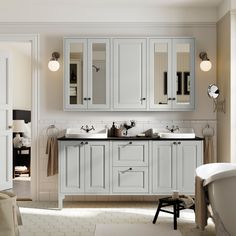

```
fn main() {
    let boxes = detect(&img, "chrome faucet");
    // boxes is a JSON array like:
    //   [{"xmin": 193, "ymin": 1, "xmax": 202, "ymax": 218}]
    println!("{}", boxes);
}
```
[
  {"xmin": 166, "ymin": 125, "xmax": 179, "ymax": 133},
  {"xmin": 123, "ymin": 120, "xmax": 136, "ymax": 136},
  {"xmin": 81, "ymin": 125, "xmax": 95, "ymax": 133}
]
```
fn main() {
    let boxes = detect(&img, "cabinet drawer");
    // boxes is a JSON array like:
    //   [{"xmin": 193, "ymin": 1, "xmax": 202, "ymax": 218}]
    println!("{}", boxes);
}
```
[
  {"xmin": 112, "ymin": 141, "xmax": 148, "ymax": 166},
  {"xmin": 112, "ymin": 167, "xmax": 149, "ymax": 193}
]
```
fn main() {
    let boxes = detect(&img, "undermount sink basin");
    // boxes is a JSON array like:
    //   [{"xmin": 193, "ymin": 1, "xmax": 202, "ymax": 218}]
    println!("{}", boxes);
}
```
[
  {"xmin": 65, "ymin": 128, "xmax": 108, "ymax": 139},
  {"xmin": 151, "ymin": 128, "xmax": 195, "ymax": 139}
]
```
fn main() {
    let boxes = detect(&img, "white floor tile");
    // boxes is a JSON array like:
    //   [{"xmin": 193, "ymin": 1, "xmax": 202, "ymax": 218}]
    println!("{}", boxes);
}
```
[{"xmin": 17, "ymin": 201, "xmax": 215, "ymax": 236}]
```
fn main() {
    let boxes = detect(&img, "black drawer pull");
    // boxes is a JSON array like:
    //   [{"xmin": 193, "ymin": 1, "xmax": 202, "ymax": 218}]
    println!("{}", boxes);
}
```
[{"xmin": 120, "ymin": 167, "xmax": 133, "ymax": 174}]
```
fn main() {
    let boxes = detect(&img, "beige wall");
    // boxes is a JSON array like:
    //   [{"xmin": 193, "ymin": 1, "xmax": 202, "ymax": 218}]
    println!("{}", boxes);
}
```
[
  {"xmin": 217, "ymin": 13, "xmax": 231, "ymax": 162},
  {"xmin": 230, "ymin": 11, "xmax": 236, "ymax": 163}
]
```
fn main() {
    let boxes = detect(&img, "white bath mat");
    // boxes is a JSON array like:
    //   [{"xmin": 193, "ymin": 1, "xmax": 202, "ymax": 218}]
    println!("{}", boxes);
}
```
[{"xmin": 95, "ymin": 224, "xmax": 182, "ymax": 236}]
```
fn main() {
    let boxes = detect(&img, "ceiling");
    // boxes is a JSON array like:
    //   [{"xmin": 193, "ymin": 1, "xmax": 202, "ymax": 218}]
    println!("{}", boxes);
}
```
[
  {"xmin": 70, "ymin": 0, "xmax": 223, "ymax": 8},
  {"xmin": 7, "ymin": 0, "xmax": 223, "ymax": 8}
]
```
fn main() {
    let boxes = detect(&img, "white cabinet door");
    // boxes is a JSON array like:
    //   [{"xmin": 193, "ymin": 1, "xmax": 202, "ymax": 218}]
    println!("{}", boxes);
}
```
[
  {"xmin": 60, "ymin": 141, "xmax": 85, "ymax": 193},
  {"xmin": 149, "ymin": 38, "xmax": 195, "ymax": 111},
  {"xmin": 87, "ymin": 38, "xmax": 110, "ymax": 110},
  {"xmin": 64, "ymin": 38, "xmax": 88, "ymax": 110},
  {"xmin": 177, "ymin": 141, "xmax": 203, "ymax": 194},
  {"xmin": 172, "ymin": 38, "xmax": 195, "ymax": 110},
  {"xmin": 112, "ymin": 167, "xmax": 149, "ymax": 193},
  {"xmin": 113, "ymin": 38, "xmax": 147, "ymax": 110},
  {"xmin": 85, "ymin": 142, "xmax": 110, "ymax": 193},
  {"xmin": 149, "ymin": 39, "xmax": 172, "ymax": 110},
  {"xmin": 112, "ymin": 141, "xmax": 148, "ymax": 166},
  {"xmin": 152, "ymin": 141, "xmax": 177, "ymax": 193},
  {"xmin": 152, "ymin": 140, "xmax": 203, "ymax": 195},
  {"xmin": 64, "ymin": 38, "xmax": 110, "ymax": 111},
  {"xmin": 0, "ymin": 52, "xmax": 12, "ymax": 191}
]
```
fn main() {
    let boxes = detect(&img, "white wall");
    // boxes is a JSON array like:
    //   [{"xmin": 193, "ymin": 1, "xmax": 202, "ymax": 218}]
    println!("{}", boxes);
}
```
[
  {"xmin": 0, "ymin": 2, "xmax": 218, "ymax": 23},
  {"xmin": 40, "ymin": 23, "xmax": 217, "ymax": 200},
  {"xmin": 0, "ymin": 42, "xmax": 31, "ymax": 110},
  {"xmin": 38, "ymin": 23, "xmax": 217, "ymax": 121},
  {"xmin": 0, "ymin": 21, "xmax": 217, "ymax": 200}
]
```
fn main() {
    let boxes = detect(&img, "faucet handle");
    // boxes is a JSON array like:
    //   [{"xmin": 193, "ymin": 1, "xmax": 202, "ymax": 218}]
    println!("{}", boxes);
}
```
[{"xmin": 130, "ymin": 120, "xmax": 136, "ymax": 127}]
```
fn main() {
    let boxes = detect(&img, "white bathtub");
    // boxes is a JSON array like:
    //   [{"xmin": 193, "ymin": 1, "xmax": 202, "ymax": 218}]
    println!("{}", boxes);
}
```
[{"xmin": 196, "ymin": 163, "xmax": 236, "ymax": 236}]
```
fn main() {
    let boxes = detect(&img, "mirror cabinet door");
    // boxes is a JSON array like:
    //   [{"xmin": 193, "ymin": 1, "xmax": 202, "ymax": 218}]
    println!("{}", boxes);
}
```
[
  {"xmin": 88, "ymin": 39, "xmax": 110, "ymax": 109},
  {"xmin": 64, "ymin": 39, "xmax": 87, "ymax": 109},
  {"xmin": 173, "ymin": 39, "xmax": 194, "ymax": 108},
  {"xmin": 69, "ymin": 41, "xmax": 86, "ymax": 105},
  {"xmin": 150, "ymin": 39, "xmax": 171, "ymax": 109}
]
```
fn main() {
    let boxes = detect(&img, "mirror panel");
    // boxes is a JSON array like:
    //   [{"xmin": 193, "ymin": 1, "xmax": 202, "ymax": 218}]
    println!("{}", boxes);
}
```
[
  {"xmin": 175, "ymin": 43, "xmax": 191, "ymax": 104},
  {"xmin": 208, "ymin": 84, "xmax": 219, "ymax": 99},
  {"xmin": 153, "ymin": 42, "xmax": 169, "ymax": 105},
  {"xmin": 92, "ymin": 43, "xmax": 106, "ymax": 105},
  {"xmin": 69, "ymin": 42, "xmax": 84, "ymax": 105}
]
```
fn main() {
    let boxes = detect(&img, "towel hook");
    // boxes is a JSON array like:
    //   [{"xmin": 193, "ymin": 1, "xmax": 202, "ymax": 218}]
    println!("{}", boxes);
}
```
[{"xmin": 46, "ymin": 124, "xmax": 59, "ymax": 137}]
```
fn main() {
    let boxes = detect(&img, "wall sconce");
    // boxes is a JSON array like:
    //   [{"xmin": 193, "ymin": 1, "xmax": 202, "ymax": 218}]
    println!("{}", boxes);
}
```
[
  {"xmin": 199, "ymin": 52, "xmax": 212, "ymax": 72},
  {"xmin": 207, "ymin": 84, "xmax": 225, "ymax": 113},
  {"xmin": 48, "ymin": 52, "xmax": 60, "ymax": 72}
]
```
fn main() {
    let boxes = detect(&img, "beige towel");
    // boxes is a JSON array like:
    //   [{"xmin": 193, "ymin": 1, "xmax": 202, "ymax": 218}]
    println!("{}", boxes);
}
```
[
  {"xmin": 179, "ymin": 195, "xmax": 195, "ymax": 209},
  {"xmin": 204, "ymin": 136, "xmax": 214, "ymax": 164},
  {"xmin": 195, "ymin": 176, "xmax": 208, "ymax": 230},
  {"xmin": 0, "ymin": 191, "xmax": 22, "ymax": 236},
  {"xmin": 46, "ymin": 136, "xmax": 58, "ymax": 176}
]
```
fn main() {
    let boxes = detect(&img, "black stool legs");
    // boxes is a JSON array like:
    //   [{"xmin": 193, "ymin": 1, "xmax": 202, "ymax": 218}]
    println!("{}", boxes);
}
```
[
  {"xmin": 152, "ymin": 198, "xmax": 182, "ymax": 230},
  {"xmin": 152, "ymin": 201, "xmax": 162, "ymax": 224}
]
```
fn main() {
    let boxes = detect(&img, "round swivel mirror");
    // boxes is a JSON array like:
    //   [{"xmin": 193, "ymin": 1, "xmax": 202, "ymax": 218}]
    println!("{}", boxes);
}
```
[{"xmin": 207, "ymin": 84, "xmax": 220, "ymax": 99}]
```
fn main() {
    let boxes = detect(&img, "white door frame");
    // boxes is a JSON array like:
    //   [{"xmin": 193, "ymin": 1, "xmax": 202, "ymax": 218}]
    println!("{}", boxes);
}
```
[{"xmin": 0, "ymin": 34, "xmax": 39, "ymax": 201}]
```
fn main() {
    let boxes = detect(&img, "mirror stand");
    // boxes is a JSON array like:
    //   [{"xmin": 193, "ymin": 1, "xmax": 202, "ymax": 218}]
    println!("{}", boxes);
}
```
[
  {"xmin": 213, "ymin": 99, "xmax": 225, "ymax": 113},
  {"xmin": 207, "ymin": 84, "xmax": 225, "ymax": 113}
]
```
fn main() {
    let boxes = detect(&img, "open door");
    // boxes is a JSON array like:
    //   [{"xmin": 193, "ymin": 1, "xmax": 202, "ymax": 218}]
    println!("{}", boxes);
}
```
[{"xmin": 0, "ymin": 51, "xmax": 12, "ymax": 191}]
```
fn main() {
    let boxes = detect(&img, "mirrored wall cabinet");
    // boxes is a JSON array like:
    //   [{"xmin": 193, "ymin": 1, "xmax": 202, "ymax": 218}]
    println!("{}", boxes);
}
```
[
  {"xmin": 64, "ymin": 38, "xmax": 110, "ymax": 110},
  {"xmin": 64, "ymin": 37, "xmax": 195, "ymax": 111},
  {"xmin": 149, "ymin": 38, "xmax": 195, "ymax": 111}
]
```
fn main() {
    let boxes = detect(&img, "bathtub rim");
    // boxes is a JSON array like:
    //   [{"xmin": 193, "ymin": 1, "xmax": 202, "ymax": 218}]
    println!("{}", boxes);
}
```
[
  {"xmin": 204, "ymin": 168, "xmax": 236, "ymax": 186},
  {"xmin": 196, "ymin": 163, "xmax": 236, "ymax": 186}
]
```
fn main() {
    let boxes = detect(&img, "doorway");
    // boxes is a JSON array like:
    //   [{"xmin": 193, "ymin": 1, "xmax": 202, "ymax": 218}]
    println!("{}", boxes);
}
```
[
  {"xmin": 0, "ymin": 35, "xmax": 39, "ymax": 201},
  {"xmin": 0, "ymin": 42, "xmax": 31, "ymax": 199}
]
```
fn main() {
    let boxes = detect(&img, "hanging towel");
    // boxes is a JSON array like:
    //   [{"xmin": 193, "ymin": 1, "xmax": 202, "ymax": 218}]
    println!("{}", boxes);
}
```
[
  {"xmin": 46, "ymin": 136, "xmax": 58, "ymax": 176},
  {"xmin": 195, "ymin": 176, "xmax": 208, "ymax": 230},
  {"xmin": 202, "ymin": 125, "xmax": 215, "ymax": 164},
  {"xmin": 204, "ymin": 136, "xmax": 214, "ymax": 164}
]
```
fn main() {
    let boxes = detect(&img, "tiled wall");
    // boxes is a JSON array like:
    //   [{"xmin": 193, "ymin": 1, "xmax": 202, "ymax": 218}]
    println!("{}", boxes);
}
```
[{"xmin": 38, "ymin": 119, "xmax": 217, "ymax": 201}]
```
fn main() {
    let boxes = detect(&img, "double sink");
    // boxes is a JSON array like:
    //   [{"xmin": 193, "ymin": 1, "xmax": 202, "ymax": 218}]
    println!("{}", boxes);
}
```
[{"xmin": 65, "ymin": 127, "xmax": 195, "ymax": 139}]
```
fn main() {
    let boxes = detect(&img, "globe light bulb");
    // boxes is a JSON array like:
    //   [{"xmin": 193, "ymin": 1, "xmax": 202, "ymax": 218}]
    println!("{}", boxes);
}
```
[
  {"xmin": 48, "ymin": 60, "xmax": 60, "ymax": 72},
  {"xmin": 200, "ymin": 60, "xmax": 212, "ymax": 72}
]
